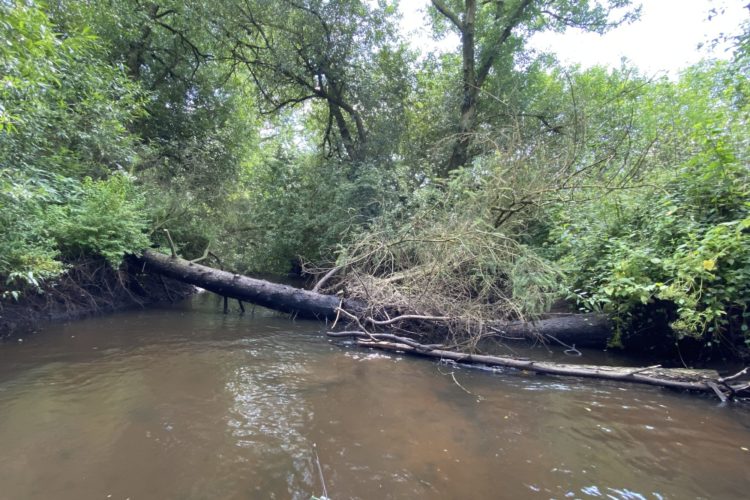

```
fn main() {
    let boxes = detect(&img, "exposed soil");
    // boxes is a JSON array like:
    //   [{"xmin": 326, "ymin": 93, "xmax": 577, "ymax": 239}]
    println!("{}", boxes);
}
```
[{"xmin": 0, "ymin": 256, "xmax": 194, "ymax": 339}]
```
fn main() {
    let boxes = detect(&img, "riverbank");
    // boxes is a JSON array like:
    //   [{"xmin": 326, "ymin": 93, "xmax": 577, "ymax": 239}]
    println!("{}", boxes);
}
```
[
  {"xmin": 0, "ymin": 257, "xmax": 194, "ymax": 339},
  {"xmin": 4, "ymin": 250, "xmax": 749, "ymax": 375}
]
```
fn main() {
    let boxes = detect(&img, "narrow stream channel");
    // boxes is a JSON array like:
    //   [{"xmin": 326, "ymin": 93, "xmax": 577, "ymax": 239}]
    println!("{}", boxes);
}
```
[{"xmin": 0, "ymin": 294, "xmax": 748, "ymax": 499}]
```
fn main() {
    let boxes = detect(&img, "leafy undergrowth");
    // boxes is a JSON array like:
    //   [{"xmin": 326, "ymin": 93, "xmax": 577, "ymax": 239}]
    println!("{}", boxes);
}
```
[{"xmin": 547, "ymin": 90, "xmax": 750, "ymax": 352}]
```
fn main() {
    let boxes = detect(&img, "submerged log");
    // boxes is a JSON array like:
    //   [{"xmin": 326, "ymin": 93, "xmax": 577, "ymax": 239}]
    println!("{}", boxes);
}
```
[
  {"xmin": 333, "ymin": 333, "xmax": 748, "ymax": 398},
  {"xmin": 141, "ymin": 250, "xmax": 364, "ymax": 319}
]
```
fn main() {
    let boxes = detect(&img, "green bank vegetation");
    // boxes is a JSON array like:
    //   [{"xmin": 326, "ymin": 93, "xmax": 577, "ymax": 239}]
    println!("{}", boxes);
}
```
[{"xmin": 1, "ymin": 1, "xmax": 748, "ymax": 352}]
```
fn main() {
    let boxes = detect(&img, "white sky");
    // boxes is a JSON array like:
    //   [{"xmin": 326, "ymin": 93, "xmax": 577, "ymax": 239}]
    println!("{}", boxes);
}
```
[{"xmin": 399, "ymin": 0, "xmax": 750, "ymax": 76}]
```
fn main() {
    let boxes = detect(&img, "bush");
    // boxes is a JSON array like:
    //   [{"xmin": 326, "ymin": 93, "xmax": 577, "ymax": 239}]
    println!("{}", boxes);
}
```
[
  {"xmin": 324, "ymin": 159, "xmax": 563, "ymax": 345},
  {"xmin": 547, "ymin": 142, "xmax": 750, "ymax": 343},
  {"xmin": 0, "ymin": 175, "xmax": 63, "ymax": 296},
  {"xmin": 48, "ymin": 174, "xmax": 151, "ymax": 267},
  {"xmin": 0, "ymin": 3, "xmax": 147, "ymax": 296}
]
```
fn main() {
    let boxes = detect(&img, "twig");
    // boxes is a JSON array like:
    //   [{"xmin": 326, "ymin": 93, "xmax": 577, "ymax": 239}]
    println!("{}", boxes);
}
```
[
  {"xmin": 452, "ymin": 372, "xmax": 479, "ymax": 398},
  {"xmin": 718, "ymin": 367, "xmax": 749, "ymax": 383},
  {"xmin": 365, "ymin": 314, "xmax": 451, "ymax": 326},
  {"xmin": 163, "ymin": 229, "xmax": 178, "ymax": 258},
  {"xmin": 312, "ymin": 265, "xmax": 342, "ymax": 293},
  {"xmin": 706, "ymin": 381, "xmax": 728, "ymax": 403},
  {"xmin": 330, "ymin": 299, "xmax": 343, "ymax": 330},
  {"xmin": 313, "ymin": 443, "xmax": 328, "ymax": 500},
  {"xmin": 627, "ymin": 364, "xmax": 661, "ymax": 376},
  {"xmin": 488, "ymin": 326, "xmax": 526, "ymax": 340},
  {"xmin": 207, "ymin": 251, "xmax": 225, "ymax": 270},
  {"xmin": 327, "ymin": 331, "xmax": 441, "ymax": 351},
  {"xmin": 437, "ymin": 365, "xmax": 484, "ymax": 402},
  {"xmin": 334, "ymin": 307, "xmax": 373, "ymax": 339},
  {"xmin": 190, "ymin": 242, "xmax": 211, "ymax": 264},
  {"xmin": 544, "ymin": 333, "xmax": 582, "ymax": 357},
  {"xmin": 159, "ymin": 275, "xmax": 174, "ymax": 303}
]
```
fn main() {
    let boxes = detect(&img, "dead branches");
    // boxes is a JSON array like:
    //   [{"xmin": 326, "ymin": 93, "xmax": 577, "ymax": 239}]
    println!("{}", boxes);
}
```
[
  {"xmin": 332, "ymin": 333, "xmax": 750, "ymax": 400},
  {"xmin": 317, "ymin": 217, "xmax": 561, "ymax": 345}
]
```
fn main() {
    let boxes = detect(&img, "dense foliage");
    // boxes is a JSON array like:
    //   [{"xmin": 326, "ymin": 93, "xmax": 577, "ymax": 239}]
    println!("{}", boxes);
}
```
[
  {"xmin": 546, "ymin": 61, "xmax": 750, "ymax": 344},
  {"xmin": 0, "ymin": 3, "xmax": 147, "ymax": 295},
  {"xmin": 2, "ymin": 0, "xmax": 748, "ymax": 351}
]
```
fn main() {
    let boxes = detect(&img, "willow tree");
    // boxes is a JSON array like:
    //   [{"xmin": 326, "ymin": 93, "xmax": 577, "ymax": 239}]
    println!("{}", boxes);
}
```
[{"xmin": 429, "ymin": 0, "xmax": 638, "ymax": 175}]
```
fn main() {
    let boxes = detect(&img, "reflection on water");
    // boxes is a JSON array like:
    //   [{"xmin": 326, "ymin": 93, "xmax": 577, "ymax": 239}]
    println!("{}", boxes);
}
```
[{"xmin": 0, "ymin": 294, "xmax": 748, "ymax": 499}]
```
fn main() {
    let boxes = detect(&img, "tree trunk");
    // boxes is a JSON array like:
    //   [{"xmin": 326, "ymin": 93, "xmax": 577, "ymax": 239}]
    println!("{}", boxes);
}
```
[
  {"xmin": 444, "ymin": 0, "xmax": 477, "ymax": 175},
  {"xmin": 140, "ymin": 251, "xmax": 748, "ymax": 400},
  {"xmin": 141, "ymin": 251, "xmax": 613, "ymax": 347},
  {"xmin": 493, "ymin": 314, "xmax": 612, "ymax": 349},
  {"xmin": 141, "ymin": 251, "xmax": 364, "ymax": 320},
  {"xmin": 433, "ymin": 0, "xmax": 534, "ymax": 176}
]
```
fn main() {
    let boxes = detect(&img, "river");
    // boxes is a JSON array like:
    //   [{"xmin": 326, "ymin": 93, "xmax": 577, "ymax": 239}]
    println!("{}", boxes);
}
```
[{"xmin": 0, "ymin": 294, "xmax": 748, "ymax": 499}]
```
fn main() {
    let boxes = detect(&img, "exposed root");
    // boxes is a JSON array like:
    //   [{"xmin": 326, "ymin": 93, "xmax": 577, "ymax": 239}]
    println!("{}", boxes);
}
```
[{"xmin": 1, "ymin": 256, "xmax": 193, "ymax": 338}]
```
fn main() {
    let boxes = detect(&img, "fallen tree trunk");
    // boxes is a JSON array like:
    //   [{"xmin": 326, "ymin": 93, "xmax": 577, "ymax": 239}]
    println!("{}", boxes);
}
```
[
  {"xmin": 141, "ymin": 250, "xmax": 611, "ymax": 345},
  {"xmin": 141, "ymin": 250, "xmax": 364, "ymax": 319},
  {"xmin": 329, "ymin": 332, "xmax": 749, "ymax": 399},
  {"xmin": 491, "ymin": 313, "xmax": 611, "ymax": 349},
  {"xmin": 140, "ymin": 251, "xmax": 749, "ymax": 398}
]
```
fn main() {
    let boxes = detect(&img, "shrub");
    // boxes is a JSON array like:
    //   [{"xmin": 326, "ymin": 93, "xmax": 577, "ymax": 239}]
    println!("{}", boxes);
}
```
[
  {"xmin": 48, "ymin": 174, "xmax": 151, "ymax": 267},
  {"xmin": 547, "ymin": 146, "xmax": 749, "ymax": 343}
]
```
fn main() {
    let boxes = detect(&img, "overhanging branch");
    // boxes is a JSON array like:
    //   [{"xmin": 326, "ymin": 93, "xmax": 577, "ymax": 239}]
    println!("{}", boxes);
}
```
[{"xmin": 431, "ymin": 0, "xmax": 464, "ymax": 31}]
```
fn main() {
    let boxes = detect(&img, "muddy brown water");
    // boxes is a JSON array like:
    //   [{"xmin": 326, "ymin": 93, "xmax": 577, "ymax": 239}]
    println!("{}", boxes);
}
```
[{"xmin": 0, "ymin": 294, "xmax": 748, "ymax": 500}]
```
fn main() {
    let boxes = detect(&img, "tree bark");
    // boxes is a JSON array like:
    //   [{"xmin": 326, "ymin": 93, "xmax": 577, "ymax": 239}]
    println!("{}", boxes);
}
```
[
  {"xmin": 492, "ymin": 314, "xmax": 612, "ymax": 349},
  {"xmin": 445, "ymin": 0, "xmax": 477, "ymax": 174},
  {"xmin": 434, "ymin": 0, "xmax": 534, "ymax": 175},
  {"xmin": 138, "ymin": 251, "xmax": 747, "ymax": 399}
]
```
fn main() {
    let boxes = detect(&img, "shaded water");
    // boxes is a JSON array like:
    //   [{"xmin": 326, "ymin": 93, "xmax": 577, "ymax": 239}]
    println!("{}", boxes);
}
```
[{"xmin": 0, "ymin": 295, "xmax": 748, "ymax": 499}]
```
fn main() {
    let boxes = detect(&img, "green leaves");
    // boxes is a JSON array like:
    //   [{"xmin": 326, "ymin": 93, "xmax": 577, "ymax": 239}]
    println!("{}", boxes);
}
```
[
  {"xmin": 545, "ymin": 60, "xmax": 750, "ymax": 342},
  {"xmin": 0, "ymin": 3, "xmax": 149, "ymax": 296},
  {"xmin": 47, "ymin": 174, "xmax": 151, "ymax": 267},
  {"xmin": 1, "ymin": 3, "xmax": 145, "ymax": 179}
]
